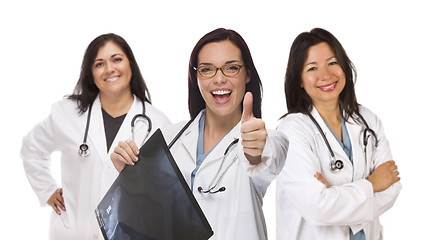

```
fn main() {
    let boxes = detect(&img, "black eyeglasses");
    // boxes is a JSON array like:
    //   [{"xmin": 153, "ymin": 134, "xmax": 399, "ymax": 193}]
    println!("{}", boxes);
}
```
[{"xmin": 193, "ymin": 64, "xmax": 245, "ymax": 78}]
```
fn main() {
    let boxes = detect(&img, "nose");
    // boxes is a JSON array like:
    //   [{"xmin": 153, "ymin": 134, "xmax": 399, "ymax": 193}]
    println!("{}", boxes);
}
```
[
  {"xmin": 105, "ymin": 61, "xmax": 115, "ymax": 73},
  {"xmin": 212, "ymin": 69, "xmax": 227, "ymax": 84},
  {"xmin": 319, "ymin": 65, "xmax": 331, "ymax": 81}
]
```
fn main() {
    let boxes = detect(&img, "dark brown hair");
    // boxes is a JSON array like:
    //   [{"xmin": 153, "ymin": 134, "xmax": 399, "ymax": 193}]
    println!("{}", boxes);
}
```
[
  {"xmin": 284, "ymin": 28, "xmax": 358, "ymax": 120},
  {"xmin": 188, "ymin": 28, "xmax": 262, "ymax": 119},
  {"xmin": 69, "ymin": 33, "xmax": 151, "ymax": 113}
]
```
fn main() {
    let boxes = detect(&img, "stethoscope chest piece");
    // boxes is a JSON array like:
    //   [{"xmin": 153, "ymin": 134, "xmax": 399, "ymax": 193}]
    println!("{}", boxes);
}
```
[
  {"xmin": 330, "ymin": 159, "xmax": 344, "ymax": 172},
  {"xmin": 79, "ymin": 143, "xmax": 90, "ymax": 157},
  {"xmin": 308, "ymin": 112, "xmax": 377, "ymax": 173},
  {"xmin": 78, "ymin": 101, "xmax": 152, "ymax": 158}
]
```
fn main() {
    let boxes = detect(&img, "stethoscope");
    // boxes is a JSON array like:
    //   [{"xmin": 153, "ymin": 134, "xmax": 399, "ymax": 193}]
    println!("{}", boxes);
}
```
[
  {"xmin": 78, "ymin": 102, "xmax": 152, "ymax": 157},
  {"xmin": 197, "ymin": 138, "xmax": 239, "ymax": 194},
  {"xmin": 308, "ymin": 112, "xmax": 378, "ymax": 173},
  {"xmin": 166, "ymin": 118, "xmax": 240, "ymax": 194}
]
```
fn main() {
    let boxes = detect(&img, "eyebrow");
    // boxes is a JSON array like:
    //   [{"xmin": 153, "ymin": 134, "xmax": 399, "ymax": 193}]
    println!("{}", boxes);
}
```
[
  {"xmin": 94, "ymin": 53, "xmax": 125, "ymax": 62},
  {"xmin": 305, "ymin": 56, "xmax": 337, "ymax": 66},
  {"xmin": 198, "ymin": 60, "xmax": 241, "ymax": 66}
]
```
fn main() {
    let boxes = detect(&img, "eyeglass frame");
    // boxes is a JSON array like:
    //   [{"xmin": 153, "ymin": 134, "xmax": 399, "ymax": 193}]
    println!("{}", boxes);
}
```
[{"xmin": 193, "ymin": 63, "xmax": 245, "ymax": 78}]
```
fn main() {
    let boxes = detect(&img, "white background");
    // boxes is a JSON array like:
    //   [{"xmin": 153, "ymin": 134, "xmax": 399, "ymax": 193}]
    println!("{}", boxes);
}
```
[{"xmin": 1, "ymin": 0, "xmax": 425, "ymax": 239}]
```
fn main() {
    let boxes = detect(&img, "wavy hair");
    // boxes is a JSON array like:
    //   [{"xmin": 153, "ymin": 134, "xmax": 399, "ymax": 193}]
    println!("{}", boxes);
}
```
[
  {"xmin": 283, "ymin": 28, "xmax": 358, "ymax": 121},
  {"xmin": 69, "ymin": 33, "xmax": 151, "ymax": 113},
  {"xmin": 188, "ymin": 28, "xmax": 263, "ymax": 119}
]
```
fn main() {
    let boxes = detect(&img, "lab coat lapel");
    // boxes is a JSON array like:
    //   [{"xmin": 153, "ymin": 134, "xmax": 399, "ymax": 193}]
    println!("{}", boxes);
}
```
[
  {"xmin": 311, "ymin": 108, "xmax": 351, "ymax": 168},
  {"xmin": 87, "ymin": 96, "xmax": 108, "ymax": 161},
  {"xmin": 180, "ymin": 110, "xmax": 240, "ymax": 165},
  {"xmin": 346, "ymin": 117, "xmax": 365, "ymax": 178},
  {"xmin": 201, "ymin": 121, "xmax": 240, "ymax": 168},
  {"xmin": 107, "ymin": 96, "xmax": 141, "ymax": 155},
  {"xmin": 181, "ymin": 113, "xmax": 201, "ymax": 164}
]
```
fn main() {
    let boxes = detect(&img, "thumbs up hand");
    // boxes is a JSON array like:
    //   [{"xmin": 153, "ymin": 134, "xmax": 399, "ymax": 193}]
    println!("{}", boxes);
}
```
[{"xmin": 241, "ymin": 92, "xmax": 267, "ymax": 165}]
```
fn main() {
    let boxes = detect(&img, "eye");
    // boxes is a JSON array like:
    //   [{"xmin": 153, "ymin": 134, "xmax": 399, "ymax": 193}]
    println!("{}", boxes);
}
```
[
  {"xmin": 307, "ymin": 66, "xmax": 317, "ymax": 72},
  {"xmin": 328, "ymin": 61, "xmax": 339, "ymax": 66},
  {"xmin": 225, "ymin": 64, "xmax": 240, "ymax": 71},
  {"xmin": 113, "ymin": 57, "xmax": 123, "ymax": 63},
  {"xmin": 199, "ymin": 66, "xmax": 215, "ymax": 73},
  {"xmin": 94, "ymin": 62, "xmax": 104, "ymax": 68}
]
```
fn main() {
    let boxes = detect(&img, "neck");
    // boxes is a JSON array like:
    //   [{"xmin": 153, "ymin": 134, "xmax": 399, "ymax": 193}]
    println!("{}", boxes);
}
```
[
  {"xmin": 313, "ymin": 101, "xmax": 341, "ymax": 125},
  {"xmin": 202, "ymin": 109, "xmax": 241, "ymax": 153},
  {"xmin": 204, "ymin": 109, "xmax": 240, "ymax": 136},
  {"xmin": 99, "ymin": 91, "xmax": 134, "ymax": 117},
  {"xmin": 314, "ymin": 101, "xmax": 343, "ymax": 142}
]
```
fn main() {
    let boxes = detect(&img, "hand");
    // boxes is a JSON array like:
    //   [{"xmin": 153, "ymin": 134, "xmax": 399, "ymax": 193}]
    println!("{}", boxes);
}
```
[
  {"xmin": 110, "ymin": 139, "xmax": 140, "ymax": 172},
  {"xmin": 315, "ymin": 172, "xmax": 331, "ymax": 188},
  {"xmin": 47, "ymin": 188, "xmax": 65, "ymax": 215},
  {"xmin": 240, "ymin": 92, "xmax": 267, "ymax": 165},
  {"xmin": 368, "ymin": 160, "xmax": 400, "ymax": 193}
]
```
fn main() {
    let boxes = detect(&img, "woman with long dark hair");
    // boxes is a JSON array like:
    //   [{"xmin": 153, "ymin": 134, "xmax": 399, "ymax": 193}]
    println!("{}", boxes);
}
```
[
  {"xmin": 111, "ymin": 28, "xmax": 288, "ymax": 239},
  {"xmin": 276, "ymin": 28, "xmax": 401, "ymax": 240},
  {"xmin": 21, "ymin": 33, "xmax": 170, "ymax": 239}
]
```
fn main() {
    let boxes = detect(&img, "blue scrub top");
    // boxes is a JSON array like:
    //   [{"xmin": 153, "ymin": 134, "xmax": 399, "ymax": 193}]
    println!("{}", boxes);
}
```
[{"xmin": 324, "ymin": 117, "xmax": 365, "ymax": 240}]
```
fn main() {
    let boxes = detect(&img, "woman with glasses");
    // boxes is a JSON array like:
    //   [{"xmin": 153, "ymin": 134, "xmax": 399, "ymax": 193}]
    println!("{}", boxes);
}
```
[
  {"xmin": 111, "ymin": 28, "xmax": 288, "ymax": 239},
  {"xmin": 276, "ymin": 28, "xmax": 401, "ymax": 240}
]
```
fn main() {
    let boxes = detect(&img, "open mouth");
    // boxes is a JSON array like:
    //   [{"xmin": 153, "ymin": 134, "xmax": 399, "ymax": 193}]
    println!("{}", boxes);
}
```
[
  {"xmin": 318, "ymin": 82, "xmax": 337, "ymax": 92},
  {"xmin": 211, "ymin": 89, "xmax": 232, "ymax": 104}
]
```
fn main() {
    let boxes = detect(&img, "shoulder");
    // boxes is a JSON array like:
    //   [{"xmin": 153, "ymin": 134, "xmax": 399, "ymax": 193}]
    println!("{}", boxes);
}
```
[
  {"xmin": 50, "ymin": 98, "xmax": 80, "ymax": 116},
  {"xmin": 277, "ymin": 112, "xmax": 311, "ymax": 132},
  {"xmin": 358, "ymin": 105, "xmax": 377, "ymax": 120},
  {"xmin": 356, "ymin": 105, "xmax": 382, "ymax": 129},
  {"xmin": 27, "ymin": 98, "xmax": 80, "ymax": 134},
  {"xmin": 276, "ymin": 112, "xmax": 319, "ymax": 146},
  {"xmin": 143, "ymin": 101, "xmax": 171, "ymax": 124},
  {"xmin": 162, "ymin": 120, "xmax": 192, "ymax": 143},
  {"xmin": 161, "ymin": 111, "xmax": 203, "ymax": 143}
]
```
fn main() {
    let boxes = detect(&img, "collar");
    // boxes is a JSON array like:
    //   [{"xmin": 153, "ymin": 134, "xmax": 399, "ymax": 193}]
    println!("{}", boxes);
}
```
[{"xmin": 181, "ymin": 110, "xmax": 240, "ymax": 163}]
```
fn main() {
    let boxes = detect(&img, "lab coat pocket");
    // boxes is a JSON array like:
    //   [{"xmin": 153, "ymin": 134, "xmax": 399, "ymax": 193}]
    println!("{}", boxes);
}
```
[
  {"xmin": 59, "ymin": 198, "xmax": 76, "ymax": 229},
  {"xmin": 59, "ymin": 209, "xmax": 75, "ymax": 229},
  {"xmin": 50, "ymin": 212, "xmax": 77, "ymax": 240}
]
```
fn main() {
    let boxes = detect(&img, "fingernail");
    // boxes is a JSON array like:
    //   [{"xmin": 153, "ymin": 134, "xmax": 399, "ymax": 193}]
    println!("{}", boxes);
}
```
[
  {"xmin": 130, "ymin": 162, "xmax": 135, "ymax": 166},
  {"xmin": 59, "ymin": 212, "xmax": 61, "ymax": 216},
  {"xmin": 134, "ymin": 156, "xmax": 138, "ymax": 161},
  {"xmin": 135, "ymin": 149, "xmax": 139, "ymax": 154}
]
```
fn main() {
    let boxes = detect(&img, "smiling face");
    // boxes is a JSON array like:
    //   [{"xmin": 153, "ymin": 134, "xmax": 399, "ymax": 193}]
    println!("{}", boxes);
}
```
[
  {"xmin": 196, "ymin": 40, "xmax": 250, "ymax": 121},
  {"xmin": 301, "ymin": 42, "xmax": 346, "ymax": 108},
  {"xmin": 92, "ymin": 41, "xmax": 132, "ymax": 100}
]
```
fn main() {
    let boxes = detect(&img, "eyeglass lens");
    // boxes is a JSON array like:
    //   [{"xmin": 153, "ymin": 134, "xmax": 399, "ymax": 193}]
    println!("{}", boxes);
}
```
[{"xmin": 197, "ymin": 64, "xmax": 243, "ymax": 77}]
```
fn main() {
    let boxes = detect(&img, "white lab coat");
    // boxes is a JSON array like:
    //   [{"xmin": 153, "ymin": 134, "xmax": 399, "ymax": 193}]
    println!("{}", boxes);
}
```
[
  {"xmin": 162, "ymin": 110, "xmax": 288, "ymax": 240},
  {"xmin": 21, "ymin": 95, "xmax": 171, "ymax": 240},
  {"xmin": 276, "ymin": 106, "xmax": 402, "ymax": 240}
]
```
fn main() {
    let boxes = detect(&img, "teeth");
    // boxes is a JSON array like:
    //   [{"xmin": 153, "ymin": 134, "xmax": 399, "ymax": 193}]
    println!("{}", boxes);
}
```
[
  {"xmin": 212, "ymin": 90, "xmax": 231, "ymax": 95},
  {"xmin": 105, "ymin": 77, "xmax": 119, "ymax": 82},
  {"xmin": 320, "ymin": 82, "xmax": 336, "ymax": 90}
]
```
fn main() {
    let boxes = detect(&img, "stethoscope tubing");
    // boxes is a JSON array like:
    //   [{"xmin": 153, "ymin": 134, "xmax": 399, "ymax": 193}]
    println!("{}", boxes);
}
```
[
  {"xmin": 170, "ymin": 119, "xmax": 240, "ymax": 195},
  {"xmin": 79, "ymin": 101, "xmax": 152, "ymax": 157},
  {"xmin": 199, "ymin": 138, "xmax": 239, "ymax": 194},
  {"xmin": 308, "ymin": 111, "xmax": 378, "ymax": 173},
  {"xmin": 308, "ymin": 114, "xmax": 337, "ymax": 160},
  {"xmin": 79, "ymin": 103, "xmax": 93, "ymax": 157}
]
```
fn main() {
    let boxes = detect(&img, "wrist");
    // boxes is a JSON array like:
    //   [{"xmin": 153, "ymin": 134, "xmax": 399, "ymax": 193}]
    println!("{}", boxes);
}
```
[
  {"xmin": 367, "ymin": 177, "xmax": 377, "ymax": 193},
  {"xmin": 244, "ymin": 153, "xmax": 262, "ymax": 165}
]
